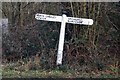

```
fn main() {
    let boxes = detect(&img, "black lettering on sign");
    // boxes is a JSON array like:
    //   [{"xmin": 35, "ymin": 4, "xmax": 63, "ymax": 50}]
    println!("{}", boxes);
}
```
[
  {"xmin": 68, "ymin": 18, "xmax": 83, "ymax": 24},
  {"xmin": 36, "ymin": 14, "xmax": 44, "ymax": 17},
  {"xmin": 46, "ymin": 15, "xmax": 56, "ymax": 19},
  {"xmin": 36, "ymin": 14, "xmax": 46, "ymax": 20},
  {"xmin": 39, "ymin": 18, "xmax": 46, "ymax": 20},
  {"xmin": 39, "ymin": 15, "xmax": 45, "ymax": 18}
]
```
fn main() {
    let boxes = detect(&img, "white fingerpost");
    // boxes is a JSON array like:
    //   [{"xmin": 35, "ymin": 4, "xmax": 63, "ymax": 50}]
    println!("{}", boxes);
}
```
[
  {"xmin": 56, "ymin": 14, "xmax": 67, "ymax": 65},
  {"xmin": 35, "ymin": 13, "xmax": 93, "ymax": 65}
]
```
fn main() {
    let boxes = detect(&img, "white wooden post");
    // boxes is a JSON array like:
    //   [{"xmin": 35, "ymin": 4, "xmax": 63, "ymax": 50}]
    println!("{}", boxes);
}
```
[{"xmin": 56, "ymin": 14, "xmax": 67, "ymax": 65}]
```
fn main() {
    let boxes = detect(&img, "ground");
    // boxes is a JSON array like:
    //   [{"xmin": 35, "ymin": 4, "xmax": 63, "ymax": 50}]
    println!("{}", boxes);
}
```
[{"xmin": 1, "ymin": 63, "xmax": 119, "ymax": 78}]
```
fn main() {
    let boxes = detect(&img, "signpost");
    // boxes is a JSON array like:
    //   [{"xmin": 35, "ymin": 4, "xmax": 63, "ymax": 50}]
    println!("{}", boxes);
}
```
[{"xmin": 35, "ymin": 13, "xmax": 93, "ymax": 65}]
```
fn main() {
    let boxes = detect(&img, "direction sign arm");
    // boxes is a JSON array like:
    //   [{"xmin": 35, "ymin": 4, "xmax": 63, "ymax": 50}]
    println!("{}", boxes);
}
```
[
  {"xmin": 35, "ymin": 13, "xmax": 62, "ymax": 22},
  {"xmin": 67, "ymin": 17, "xmax": 93, "ymax": 25}
]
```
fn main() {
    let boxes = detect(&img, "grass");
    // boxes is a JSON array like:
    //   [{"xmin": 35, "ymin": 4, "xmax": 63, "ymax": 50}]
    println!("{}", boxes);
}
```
[
  {"xmin": 2, "ymin": 68, "xmax": 74, "ymax": 78},
  {"xmin": 2, "ymin": 63, "xmax": 119, "ymax": 78},
  {"xmin": 0, "ymin": 66, "xmax": 2, "ymax": 79}
]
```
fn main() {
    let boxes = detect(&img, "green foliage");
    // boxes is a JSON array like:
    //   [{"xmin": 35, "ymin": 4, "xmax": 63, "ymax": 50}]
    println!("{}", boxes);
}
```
[
  {"xmin": 108, "ymin": 66, "xmax": 118, "ymax": 73},
  {"xmin": 99, "ymin": 74, "xmax": 117, "ymax": 78}
]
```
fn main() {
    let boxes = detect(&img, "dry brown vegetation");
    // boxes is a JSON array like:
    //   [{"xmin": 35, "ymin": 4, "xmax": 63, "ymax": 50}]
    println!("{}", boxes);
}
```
[{"xmin": 1, "ymin": 2, "xmax": 120, "ymax": 78}]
